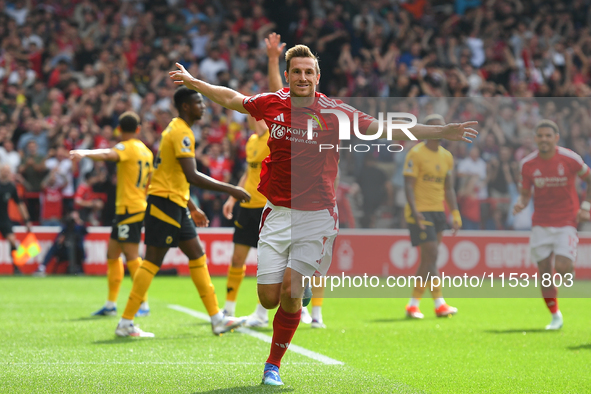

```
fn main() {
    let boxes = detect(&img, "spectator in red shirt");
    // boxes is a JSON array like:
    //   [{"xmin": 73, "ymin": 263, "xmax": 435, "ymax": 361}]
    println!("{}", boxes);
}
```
[
  {"xmin": 196, "ymin": 142, "xmax": 233, "ymax": 227},
  {"xmin": 74, "ymin": 171, "xmax": 103, "ymax": 225},
  {"xmin": 204, "ymin": 143, "xmax": 232, "ymax": 183},
  {"xmin": 458, "ymin": 175, "xmax": 482, "ymax": 230},
  {"xmin": 40, "ymin": 170, "xmax": 65, "ymax": 226},
  {"xmin": 48, "ymin": 60, "xmax": 71, "ymax": 89}
]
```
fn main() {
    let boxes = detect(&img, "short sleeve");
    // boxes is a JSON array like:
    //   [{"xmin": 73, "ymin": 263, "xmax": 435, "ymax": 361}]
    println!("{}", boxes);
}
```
[
  {"xmin": 520, "ymin": 161, "xmax": 532, "ymax": 190},
  {"xmin": 569, "ymin": 152, "xmax": 590, "ymax": 177},
  {"xmin": 174, "ymin": 130, "xmax": 195, "ymax": 158},
  {"xmin": 403, "ymin": 149, "xmax": 419, "ymax": 178},
  {"xmin": 243, "ymin": 92, "xmax": 274, "ymax": 121},
  {"xmin": 113, "ymin": 142, "xmax": 129, "ymax": 162}
]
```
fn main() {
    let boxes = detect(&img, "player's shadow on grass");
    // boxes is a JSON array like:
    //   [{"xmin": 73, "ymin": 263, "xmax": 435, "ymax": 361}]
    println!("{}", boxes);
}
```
[
  {"xmin": 240, "ymin": 327, "xmax": 273, "ymax": 333},
  {"xmin": 195, "ymin": 386, "xmax": 294, "ymax": 393},
  {"xmin": 568, "ymin": 344, "xmax": 591, "ymax": 351},
  {"xmin": 179, "ymin": 322, "xmax": 212, "ymax": 327},
  {"xmin": 68, "ymin": 316, "xmax": 115, "ymax": 322},
  {"xmin": 92, "ymin": 334, "xmax": 201, "ymax": 345},
  {"xmin": 370, "ymin": 318, "xmax": 421, "ymax": 323},
  {"xmin": 484, "ymin": 329, "xmax": 552, "ymax": 334}
]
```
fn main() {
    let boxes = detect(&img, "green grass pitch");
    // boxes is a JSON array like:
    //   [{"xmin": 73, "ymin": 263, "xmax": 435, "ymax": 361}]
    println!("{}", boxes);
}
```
[{"xmin": 1, "ymin": 276, "xmax": 590, "ymax": 393}]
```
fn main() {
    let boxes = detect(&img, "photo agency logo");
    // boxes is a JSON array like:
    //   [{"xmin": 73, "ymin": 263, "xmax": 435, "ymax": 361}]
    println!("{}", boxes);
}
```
[{"xmin": 307, "ymin": 109, "xmax": 418, "ymax": 152}]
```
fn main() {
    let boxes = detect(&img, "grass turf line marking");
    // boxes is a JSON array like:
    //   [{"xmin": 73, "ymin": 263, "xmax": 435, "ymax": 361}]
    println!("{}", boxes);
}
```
[
  {"xmin": 168, "ymin": 304, "xmax": 345, "ymax": 366},
  {"xmin": 5, "ymin": 362, "xmax": 310, "ymax": 366}
]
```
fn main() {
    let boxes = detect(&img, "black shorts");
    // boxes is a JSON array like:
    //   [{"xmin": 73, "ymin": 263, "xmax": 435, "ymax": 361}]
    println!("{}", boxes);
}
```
[
  {"xmin": 233, "ymin": 206, "xmax": 263, "ymax": 248},
  {"xmin": 144, "ymin": 195, "xmax": 197, "ymax": 248},
  {"xmin": 0, "ymin": 220, "xmax": 13, "ymax": 238},
  {"xmin": 110, "ymin": 212, "xmax": 144, "ymax": 244},
  {"xmin": 408, "ymin": 211, "xmax": 447, "ymax": 247}
]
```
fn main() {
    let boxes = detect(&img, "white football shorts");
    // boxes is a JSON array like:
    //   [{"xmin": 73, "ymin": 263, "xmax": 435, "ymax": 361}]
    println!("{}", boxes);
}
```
[
  {"xmin": 530, "ymin": 225, "xmax": 578, "ymax": 263},
  {"xmin": 257, "ymin": 201, "xmax": 339, "ymax": 285}
]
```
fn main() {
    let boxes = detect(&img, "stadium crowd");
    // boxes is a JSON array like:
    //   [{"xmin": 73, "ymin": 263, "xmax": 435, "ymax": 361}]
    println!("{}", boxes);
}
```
[{"xmin": 1, "ymin": 0, "xmax": 591, "ymax": 230}]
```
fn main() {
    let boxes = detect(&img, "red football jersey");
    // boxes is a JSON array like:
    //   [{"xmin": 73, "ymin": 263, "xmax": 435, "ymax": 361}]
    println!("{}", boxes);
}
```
[
  {"xmin": 207, "ymin": 156, "xmax": 233, "ymax": 182},
  {"xmin": 520, "ymin": 146, "xmax": 590, "ymax": 227},
  {"xmin": 243, "ymin": 88, "xmax": 375, "ymax": 210},
  {"xmin": 74, "ymin": 183, "xmax": 95, "ymax": 210},
  {"xmin": 40, "ymin": 187, "xmax": 63, "ymax": 220}
]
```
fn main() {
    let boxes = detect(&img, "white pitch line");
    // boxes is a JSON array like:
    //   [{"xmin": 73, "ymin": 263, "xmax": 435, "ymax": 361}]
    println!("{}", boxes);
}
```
[
  {"xmin": 5, "ymin": 361, "xmax": 312, "ymax": 366},
  {"xmin": 5, "ymin": 362, "xmax": 267, "ymax": 366},
  {"xmin": 168, "ymin": 304, "xmax": 344, "ymax": 366}
]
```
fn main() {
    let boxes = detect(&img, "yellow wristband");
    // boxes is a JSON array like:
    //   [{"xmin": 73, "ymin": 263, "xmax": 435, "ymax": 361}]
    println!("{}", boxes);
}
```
[{"xmin": 451, "ymin": 209, "xmax": 462, "ymax": 227}]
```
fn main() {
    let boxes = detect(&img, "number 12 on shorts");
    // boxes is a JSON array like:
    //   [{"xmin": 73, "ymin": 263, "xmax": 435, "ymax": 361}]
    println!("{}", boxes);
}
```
[{"xmin": 118, "ymin": 224, "xmax": 130, "ymax": 240}]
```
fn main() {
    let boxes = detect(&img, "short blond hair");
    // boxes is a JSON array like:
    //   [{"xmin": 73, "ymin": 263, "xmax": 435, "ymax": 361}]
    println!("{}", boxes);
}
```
[
  {"xmin": 536, "ymin": 119, "xmax": 559, "ymax": 134},
  {"xmin": 118, "ymin": 111, "xmax": 140, "ymax": 133},
  {"xmin": 285, "ymin": 45, "xmax": 320, "ymax": 74}
]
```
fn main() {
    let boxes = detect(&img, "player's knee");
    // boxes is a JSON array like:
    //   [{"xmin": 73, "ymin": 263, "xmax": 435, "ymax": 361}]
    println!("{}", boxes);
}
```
[
  {"xmin": 537, "ymin": 257, "xmax": 552, "ymax": 273},
  {"xmin": 259, "ymin": 292, "xmax": 280, "ymax": 309},
  {"xmin": 123, "ymin": 252, "xmax": 139, "ymax": 262},
  {"xmin": 555, "ymin": 259, "xmax": 573, "ymax": 276},
  {"xmin": 420, "ymin": 243, "xmax": 438, "ymax": 262}
]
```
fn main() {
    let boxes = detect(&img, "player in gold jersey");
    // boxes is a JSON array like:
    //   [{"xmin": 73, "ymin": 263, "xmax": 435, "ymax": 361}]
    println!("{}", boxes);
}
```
[
  {"xmin": 115, "ymin": 87, "xmax": 250, "ymax": 337},
  {"xmin": 70, "ymin": 112, "xmax": 153, "ymax": 317},
  {"xmin": 403, "ymin": 114, "xmax": 462, "ymax": 319}
]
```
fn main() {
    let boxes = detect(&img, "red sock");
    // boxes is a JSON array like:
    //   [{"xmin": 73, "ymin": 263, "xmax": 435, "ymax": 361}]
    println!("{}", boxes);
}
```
[
  {"xmin": 266, "ymin": 305, "xmax": 301, "ymax": 368},
  {"xmin": 544, "ymin": 298, "xmax": 559, "ymax": 314}
]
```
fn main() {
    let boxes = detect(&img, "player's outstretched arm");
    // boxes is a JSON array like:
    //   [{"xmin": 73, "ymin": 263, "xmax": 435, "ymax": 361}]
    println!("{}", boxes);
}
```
[
  {"xmin": 169, "ymin": 63, "xmax": 249, "ymax": 114},
  {"xmin": 370, "ymin": 120, "xmax": 478, "ymax": 142},
  {"xmin": 266, "ymin": 33, "xmax": 285, "ymax": 92},
  {"xmin": 70, "ymin": 149, "xmax": 120, "ymax": 162},
  {"xmin": 178, "ymin": 157, "xmax": 250, "ymax": 203}
]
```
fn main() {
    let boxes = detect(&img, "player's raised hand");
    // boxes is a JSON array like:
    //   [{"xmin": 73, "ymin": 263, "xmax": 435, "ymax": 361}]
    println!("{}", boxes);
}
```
[
  {"xmin": 440, "ymin": 121, "xmax": 479, "ymax": 143},
  {"xmin": 265, "ymin": 33, "xmax": 286, "ymax": 59},
  {"xmin": 577, "ymin": 209, "xmax": 590, "ymax": 223},
  {"xmin": 169, "ymin": 63, "xmax": 196, "ymax": 88},
  {"xmin": 223, "ymin": 197, "xmax": 236, "ymax": 220},
  {"xmin": 70, "ymin": 150, "xmax": 84, "ymax": 163},
  {"xmin": 230, "ymin": 187, "xmax": 251, "ymax": 204},
  {"xmin": 191, "ymin": 207, "xmax": 210, "ymax": 227}
]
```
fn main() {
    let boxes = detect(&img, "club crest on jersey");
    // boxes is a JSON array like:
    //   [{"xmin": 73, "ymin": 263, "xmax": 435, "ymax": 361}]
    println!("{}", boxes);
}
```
[
  {"xmin": 558, "ymin": 163, "xmax": 565, "ymax": 176},
  {"xmin": 270, "ymin": 123, "xmax": 286, "ymax": 139},
  {"xmin": 404, "ymin": 160, "xmax": 413, "ymax": 172}
]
